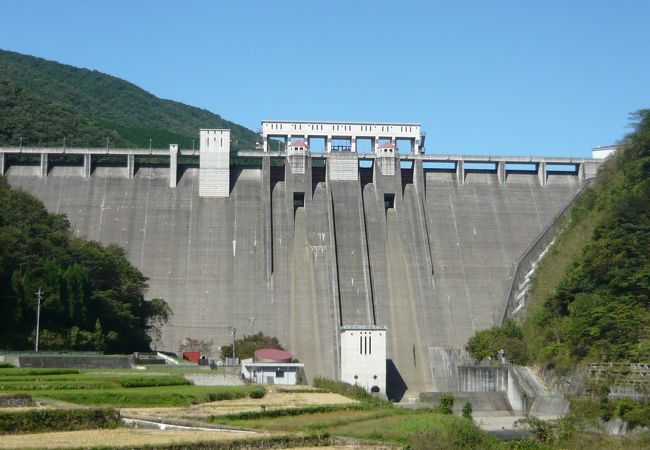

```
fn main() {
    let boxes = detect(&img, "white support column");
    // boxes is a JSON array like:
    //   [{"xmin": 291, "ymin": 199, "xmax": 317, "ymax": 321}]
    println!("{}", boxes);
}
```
[
  {"xmin": 40, "ymin": 153, "xmax": 48, "ymax": 178},
  {"xmin": 127, "ymin": 154, "xmax": 135, "ymax": 179},
  {"xmin": 0, "ymin": 153, "xmax": 4, "ymax": 175},
  {"xmin": 497, "ymin": 161, "xmax": 506, "ymax": 185},
  {"xmin": 263, "ymin": 137, "xmax": 268, "ymax": 153},
  {"xmin": 326, "ymin": 135, "xmax": 332, "ymax": 153},
  {"xmin": 538, "ymin": 161, "xmax": 546, "ymax": 186},
  {"xmin": 350, "ymin": 137, "xmax": 357, "ymax": 153},
  {"xmin": 456, "ymin": 159, "xmax": 464, "ymax": 184},
  {"xmin": 83, "ymin": 154, "xmax": 92, "ymax": 178},
  {"xmin": 577, "ymin": 162, "xmax": 585, "ymax": 182},
  {"xmin": 169, "ymin": 144, "xmax": 178, "ymax": 188},
  {"xmin": 413, "ymin": 138, "xmax": 420, "ymax": 155}
]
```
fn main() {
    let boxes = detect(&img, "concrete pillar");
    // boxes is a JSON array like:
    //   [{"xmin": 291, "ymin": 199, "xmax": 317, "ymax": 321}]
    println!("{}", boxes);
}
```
[
  {"xmin": 83, "ymin": 154, "xmax": 92, "ymax": 179},
  {"xmin": 413, "ymin": 138, "xmax": 420, "ymax": 155},
  {"xmin": 40, "ymin": 153, "xmax": 48, "ymax": 178},
  {"xmin": 169, "ymin": 144, "xmax": 178, "ymax": 188},
  {"xmin": 286, "ymin": 135, "xmax": 292, "ymax": 151},
  {"xmin": 456, "ymin": 159, "xmax": 464, "ymax": 184},
  {"xmin": 350, "ymin": 137, "xmax": 357, "ymax": 153},
  {"xmin": 577, "ymin": 162, "xmax": 585, "ymax": 182},
  {"xmin": 326, "ymin": 135, "xmax": 332, "ymax": 153},
  {"xmin": 538, "ymin": 161, "xmax": 546, "ymax": 186},
  {"xmin": 0, "ymin": 153, "xmax": 4, "ymax": 176},
  {"xmin": 497, "ymin": 161, "xmax": 506, "ymax": 185},
  {"xmin": 263, "ymin": 137, "xmax": 268, "ymax": 153},
  {"xmin": 127, "ymin": 154, "xmax": 135, "ymax": 179}
]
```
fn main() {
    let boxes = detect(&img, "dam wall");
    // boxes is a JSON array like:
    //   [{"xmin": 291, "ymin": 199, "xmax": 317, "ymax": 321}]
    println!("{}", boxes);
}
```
[{"xmin": 3, "ymin": 147, "xmax": 599, "ymax": 397}]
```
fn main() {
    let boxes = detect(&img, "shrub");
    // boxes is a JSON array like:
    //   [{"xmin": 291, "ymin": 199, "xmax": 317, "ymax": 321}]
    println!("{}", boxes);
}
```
[
  {"xmin": 409, "ymin": 419, "xmax": 498, "ymax": 450},
  {"xmin": 438, "ymin": 393, "xmax": 454, "ymax": 415},
  {"xmin": 206, "ymin": 391, "xmax": 246, "ymax": 402},
  {"xmin": 248, "ymin": 388, "xmax": 265, "ymax": 399},
  {"xmin": 215, "ymin": 404, "xmax": 366, "ymax": 422},
  {"xmin": 0, "ymin": 394, "xmax": 32, "ymax": 407},
  {"xmin": 118, "ymin": 376, "xmax": 190, "ymax": 388},
  {"xmin": 462, "ymin": 401, "xmax": 473, "ymax": 420},
  {"xmin": 0, "ymin": 363, "xmax": 14, "ymax": 369},
  {"xmin": 313, "ymin": 377, "xmax": 369, "ymax": 399},
  {"xmin": 0, "ymin": 408, "xmax": 119, "ymax": 434},
  {"xmin": 0, "ymin": 368, "xmax": 79, "ymax": 377}
]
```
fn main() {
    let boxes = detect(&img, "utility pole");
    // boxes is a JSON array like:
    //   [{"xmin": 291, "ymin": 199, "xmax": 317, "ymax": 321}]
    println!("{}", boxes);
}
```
[
  {"xmin": 34, "ymin": 288, "xmax": 43, "ymax": 352},
  {"xmin": 229, "ymin": 326, "xmax": 236, "ymax": 361}
]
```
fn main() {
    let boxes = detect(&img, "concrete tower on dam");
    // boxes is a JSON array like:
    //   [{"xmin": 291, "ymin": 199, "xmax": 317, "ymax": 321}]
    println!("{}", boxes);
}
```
[{"xmin": 1, "ymin": 120, "xmax": 603, "ymax": 400}]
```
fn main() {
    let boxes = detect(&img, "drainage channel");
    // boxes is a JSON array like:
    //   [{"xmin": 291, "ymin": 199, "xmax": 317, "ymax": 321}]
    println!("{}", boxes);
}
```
[{"xmin": 121, "ymin": 417, "xmax": 258, "ymax": 434}]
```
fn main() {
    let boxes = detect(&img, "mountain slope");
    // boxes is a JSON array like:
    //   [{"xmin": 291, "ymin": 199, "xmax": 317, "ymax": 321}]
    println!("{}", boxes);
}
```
[
  {"xmin": 523, "ymin": 110, "xmax": 650, "ymax": 367},
  {"xmin": 0, "ymin": 49, "xmax": 257, "ymax": 151},
  {"xmin": 0, "ymin": 77, "xmax": 128, "ymax": 148}
]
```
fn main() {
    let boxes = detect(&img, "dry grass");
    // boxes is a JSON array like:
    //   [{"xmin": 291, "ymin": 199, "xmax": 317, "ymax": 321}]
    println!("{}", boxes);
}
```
[
  {"xmin": 122, "ymin": 391, "xmax": 357, "ymax": 420},
  {"xmin": 0, "ymin": 428, "xmax": 260, "ymax": 449},
  {"xmin": 291, "ymin": 446, "xmax": 394, "ymax": 450}
]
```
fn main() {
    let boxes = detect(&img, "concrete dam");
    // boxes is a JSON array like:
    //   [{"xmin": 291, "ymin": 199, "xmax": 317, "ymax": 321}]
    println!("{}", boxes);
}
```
[{"xmin": 1, "ymin": 120, "xmax": 602, "ymax": 399}]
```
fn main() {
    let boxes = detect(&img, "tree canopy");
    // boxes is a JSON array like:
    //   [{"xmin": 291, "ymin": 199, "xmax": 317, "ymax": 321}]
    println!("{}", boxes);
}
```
[
  {"xmin": 220, "ymin": 332, "xmax": 285, "ymax": 361},
  {"xmin": 0, "ymin": 177, "xmax": 171, "ymax": 352}
]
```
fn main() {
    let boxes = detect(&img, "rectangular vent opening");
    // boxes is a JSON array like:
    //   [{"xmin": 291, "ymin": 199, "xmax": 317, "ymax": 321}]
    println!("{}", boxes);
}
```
[
  {"xmin": 384, "ymin": 193, "xmax": 395, "ymax": 210},
  {"xmin": 293, "ymin": 192, "xmax": 305, "ymax": 208}
]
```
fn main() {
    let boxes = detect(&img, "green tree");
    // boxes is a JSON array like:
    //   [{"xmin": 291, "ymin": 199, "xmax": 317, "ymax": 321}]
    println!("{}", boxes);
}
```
[
  {"xmin": 0, "ymin": 176, "xmax": 171, "ymax": 352},
  {"xmin": 220, "ymin": 332, "xmax": 284, "ymax": 360}
]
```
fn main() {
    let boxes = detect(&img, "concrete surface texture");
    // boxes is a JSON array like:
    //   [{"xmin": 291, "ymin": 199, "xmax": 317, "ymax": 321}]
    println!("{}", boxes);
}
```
[{"xmin": 5, "ymin": 156, "xmax": 583, "ymax": 398}]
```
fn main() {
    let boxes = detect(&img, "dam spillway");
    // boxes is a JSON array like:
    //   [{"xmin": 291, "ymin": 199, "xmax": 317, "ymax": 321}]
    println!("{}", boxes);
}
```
[{"xmin": 1, "ymin": 122, "xmax": 602, "ymax": 398}]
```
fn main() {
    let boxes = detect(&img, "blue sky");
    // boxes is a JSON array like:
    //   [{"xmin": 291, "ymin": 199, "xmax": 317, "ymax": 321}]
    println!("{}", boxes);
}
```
[{"xmin": 1, "ymin": 0, "xmax": 649, "ymax": 157}]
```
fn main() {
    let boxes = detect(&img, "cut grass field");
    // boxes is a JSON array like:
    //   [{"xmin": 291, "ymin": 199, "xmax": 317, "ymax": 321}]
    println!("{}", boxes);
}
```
[
  {"xmin": 122, "ymin": 391, "xmax": 357, "ymax": 420},
  {"xmin": 212, "ymin": 405, "xmax": 498, "ymax": 447},
  {"xmin": 0, "ymin": 428, "xmax": 263, "ymax": 449}
]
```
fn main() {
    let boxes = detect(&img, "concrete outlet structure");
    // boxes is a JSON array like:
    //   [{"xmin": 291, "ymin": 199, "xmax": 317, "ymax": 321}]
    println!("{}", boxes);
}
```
[{"xmin": 340, "ymin": 325, "xmax": 387, "ymax": 394}]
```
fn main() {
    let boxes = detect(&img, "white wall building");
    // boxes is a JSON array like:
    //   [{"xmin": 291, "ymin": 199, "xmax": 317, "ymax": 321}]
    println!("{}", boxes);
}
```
[
  {"xmin": 241, "ymin": 360, "xmax": 304, "ymax": 385},
  {"xmin": 199, "ymin": 129, "xmax": 230, "ymax": 197},
  {"xmin": 340, "ymin": 325, "xmax": 387, "ymax": 394},
  {"xmin": 592, "ymin": 145, "xmax": 618, "ymax": 160},
  {"xmin": 261, "ymin": 120, "xmax": 424, "ymax": 154}
]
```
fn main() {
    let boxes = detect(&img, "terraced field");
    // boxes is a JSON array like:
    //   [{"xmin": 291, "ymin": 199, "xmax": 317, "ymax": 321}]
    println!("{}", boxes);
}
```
[{"xmin": 0, "ymin": 366, "xmax": 498, "ymax": 449}]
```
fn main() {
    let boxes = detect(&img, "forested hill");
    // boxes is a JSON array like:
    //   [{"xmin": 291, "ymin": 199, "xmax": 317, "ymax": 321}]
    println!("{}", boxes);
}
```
[
  {"xmin": 0, "ymin": 49, "xmax": 257, "ymax": 151},
  {"xmin": 467, "ymin": 110, "xmax": 650, "ymax": 369}
]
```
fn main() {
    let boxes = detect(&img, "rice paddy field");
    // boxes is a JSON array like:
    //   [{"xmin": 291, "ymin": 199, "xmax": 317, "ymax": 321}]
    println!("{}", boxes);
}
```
[{"xmin": 0, "ymin": 365, "xmax": 499, "ymax": 449}]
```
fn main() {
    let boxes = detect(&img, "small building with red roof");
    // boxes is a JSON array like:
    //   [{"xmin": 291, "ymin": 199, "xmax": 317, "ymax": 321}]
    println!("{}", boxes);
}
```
[
  {"xmin": 241, "ymin": 348, "xmax": 305, "ymax": 385},
  {"xmin": 288, "ymin": 140, "xmax": 309, "ymax": 154},
  {"xmin": 376, "ymin": 141, "xmax": 397, "ymax": 156}
]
